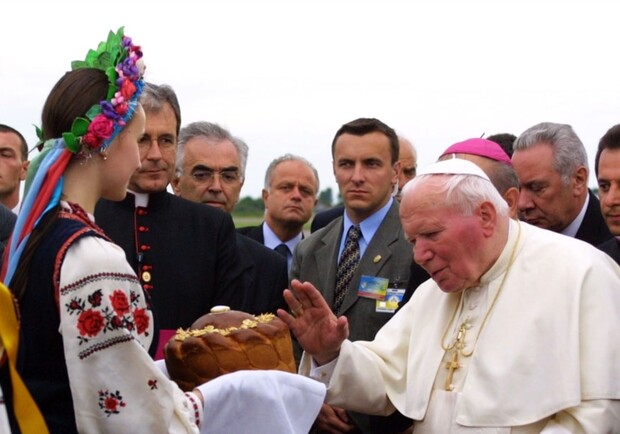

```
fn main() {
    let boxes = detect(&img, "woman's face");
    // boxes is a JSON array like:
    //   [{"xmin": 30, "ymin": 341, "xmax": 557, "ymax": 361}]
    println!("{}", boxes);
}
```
[{"xmin": 101, "ymin": 104, "xmax": 145, "ymax": 201}]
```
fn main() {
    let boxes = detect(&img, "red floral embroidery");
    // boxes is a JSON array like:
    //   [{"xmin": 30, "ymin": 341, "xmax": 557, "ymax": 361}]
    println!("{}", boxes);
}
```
[
  {"xmin": 133, "ymin": 308, "xmax": 150, "ymax": 335},
  {"xmin": 148, "ymin": 379, "xmax": 158, "ymax": 390},
  {"xmin": 77, "ymin": 309, "xmax": 105, "ymax": 337},
  {"xmin": 88, "ymin": 289, "xmax": 103, "ymax": 307},
  {"xmin": 110, "ymin": 290, "xmax": 130, "ymax": 315},
  {"xmin": 98, "ymin": 390, "xmax": 126, "ymax": 417},
  {"xmin": 66, "ymin": 287, "xmax": 150, "ymax": 345}
]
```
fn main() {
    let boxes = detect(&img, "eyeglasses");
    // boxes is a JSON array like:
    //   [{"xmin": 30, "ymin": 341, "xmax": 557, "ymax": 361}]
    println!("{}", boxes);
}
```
[
  {"xmin": 191, "ymin": 168, "xmax": 242, "ymax": 184},
  {"xmin": 138, "ymin": 135, "xmax": 176, "ymax": 150}
]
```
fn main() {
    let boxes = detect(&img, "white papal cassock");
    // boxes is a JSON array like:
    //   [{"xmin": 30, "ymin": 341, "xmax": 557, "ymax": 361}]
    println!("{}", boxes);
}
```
[{"xmin": 302, "ymin": 220, "xmax": 620, "ymax": 432}]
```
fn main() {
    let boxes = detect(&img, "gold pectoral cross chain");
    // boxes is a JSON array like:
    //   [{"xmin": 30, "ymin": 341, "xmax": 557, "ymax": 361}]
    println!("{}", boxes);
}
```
[{"xmin": 444, "ymin": 323, "xmax": 467, "ymax": 391}]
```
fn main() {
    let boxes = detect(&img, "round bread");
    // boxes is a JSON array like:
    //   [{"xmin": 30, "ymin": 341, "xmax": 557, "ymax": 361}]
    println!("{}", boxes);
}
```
[{"xmin": 164, "ymin": 307, "xmax": 296, "ymax": 391}]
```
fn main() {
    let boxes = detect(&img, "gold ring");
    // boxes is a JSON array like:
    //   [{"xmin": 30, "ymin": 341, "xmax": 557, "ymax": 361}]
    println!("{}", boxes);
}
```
[{"xmin": 292, "ymin": 306, "xmax": 304, "ymax": 317}]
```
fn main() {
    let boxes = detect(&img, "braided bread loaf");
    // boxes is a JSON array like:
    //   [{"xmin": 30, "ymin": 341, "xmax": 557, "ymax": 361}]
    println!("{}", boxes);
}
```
[{"xmin": 165, "ymin": 306, "xmax": 296, "ymax": 391}]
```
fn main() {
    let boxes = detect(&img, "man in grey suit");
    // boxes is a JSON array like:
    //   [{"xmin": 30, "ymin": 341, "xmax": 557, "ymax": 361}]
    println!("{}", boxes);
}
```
[{"xmin": 291, "ymin": 118, "xmax": 414, "ymax": 434}]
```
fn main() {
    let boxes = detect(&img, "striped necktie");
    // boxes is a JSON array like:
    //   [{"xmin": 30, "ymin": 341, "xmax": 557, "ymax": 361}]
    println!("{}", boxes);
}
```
[{"xmin": 333, "ymin": 225, "xmax": 361, "ymax": 313}]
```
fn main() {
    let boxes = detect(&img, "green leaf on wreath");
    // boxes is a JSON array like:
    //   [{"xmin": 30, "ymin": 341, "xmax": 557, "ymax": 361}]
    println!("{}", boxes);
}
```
[{"xmin": 71, "ymin": 117, "xmax": 90, "ymax": 137}]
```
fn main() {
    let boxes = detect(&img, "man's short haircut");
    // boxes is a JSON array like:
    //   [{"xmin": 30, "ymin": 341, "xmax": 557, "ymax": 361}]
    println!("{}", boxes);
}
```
[
  {"xmin": 595, "ymin": 124, "xmax": 620, "ymax": 178},
  {"xmin": 331, "ymin": 118, "xmax": 399, "ymax": 164},
  {"xmin": 486, "ymin": 133, "xmax": 517, "ymax": 158},
  {"xmin": 513, "ymin": 122, "xmax": 588, "ymax": 184},
  {"xmin": 264, "ymin": 154, "xmax": 320, "ymax": 195},
  {"xmin": 140, "ymin": 83, "xmax": 182, "ymax": 136},
  {"xmin": 177, "ymin": 121, "xmax": 249, "ymax": 178},
  {"xmin": 0, "ymin": 124, "xmax": 29, "ymax": 161}
]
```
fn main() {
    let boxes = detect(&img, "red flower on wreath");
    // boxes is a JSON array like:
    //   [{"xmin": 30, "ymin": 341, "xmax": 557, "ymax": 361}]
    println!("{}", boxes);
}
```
[
  {"xmin": 109, "ymin": 290, "xmax": 130, "ymax": 315},
  {"xmin": 120, "ymin": 79, "xmax": 136, "ymax": 100},
  {"xmin": 83, "ymin": 115, "xmax": 114, "ymax": 149},
  {"xmin": 133, "ymin": 308, "xmax": 150, "ymax": 335},
  {"xmin": 77, "ymin": 309, "xmax": 105, "ymax": 337}
]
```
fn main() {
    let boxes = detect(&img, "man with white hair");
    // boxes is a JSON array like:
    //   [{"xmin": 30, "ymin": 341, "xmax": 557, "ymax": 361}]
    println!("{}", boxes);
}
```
[{"xmin": 279, "ymin": 158, "xmax": 620, "ymax": 432}]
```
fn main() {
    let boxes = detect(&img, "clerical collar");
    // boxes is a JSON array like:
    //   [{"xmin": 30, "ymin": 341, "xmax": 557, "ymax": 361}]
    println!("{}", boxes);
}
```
[
  {"xmin": 128, "ymin": 189, "xmax": 149, "ymax": 208},
  {"xmin": 561, "ymin": 193, "xmax": 589, "ymax": 238}
]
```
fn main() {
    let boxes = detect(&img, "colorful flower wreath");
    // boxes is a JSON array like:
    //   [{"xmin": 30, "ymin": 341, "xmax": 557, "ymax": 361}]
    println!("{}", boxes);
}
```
[
  {"xmin": 35, "ymin": 27, "xmax": 145, "ymax": 153},
  {"xmin": 1, "ymin": 27, "xmax": 145, "ymax": 288}
]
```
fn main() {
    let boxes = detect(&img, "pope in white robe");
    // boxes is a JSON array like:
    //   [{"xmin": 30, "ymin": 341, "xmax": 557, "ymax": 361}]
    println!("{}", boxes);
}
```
[{"xmin": 278, "ymin": 158, "xmax": 620, "ymax": 433}]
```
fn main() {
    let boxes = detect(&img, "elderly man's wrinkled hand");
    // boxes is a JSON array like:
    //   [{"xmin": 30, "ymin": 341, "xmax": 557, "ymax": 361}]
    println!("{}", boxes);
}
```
[{"xmin": 277, "ymin": 279, "xmax": 349, "ymax": 365}]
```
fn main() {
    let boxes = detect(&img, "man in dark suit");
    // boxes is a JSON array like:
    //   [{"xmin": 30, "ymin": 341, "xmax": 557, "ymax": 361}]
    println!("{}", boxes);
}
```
[
  {"xmin": 512, "ymin": 122, "xmax": 612, "ymax": 246},
  {"xmin": 172, "ymin": 121, "xmax": 287, "ymax": 314},
  {"xmin": 292, "ymin": 118, "xmax": 416, "ymax": 434},
  {"xmin": 0, "ymin": 202, "xmax": 16, "ymax": 260},
  {"xmin": 94, "ymin": 84, "xmax": 242, "ymax": 359},
  {"xmin": 594, "ymin": 124, "xmax": 620, "ymax": 264},
  {"xmin": 237, "ymin": 154, "xmax": 319, "ymax": 272}
]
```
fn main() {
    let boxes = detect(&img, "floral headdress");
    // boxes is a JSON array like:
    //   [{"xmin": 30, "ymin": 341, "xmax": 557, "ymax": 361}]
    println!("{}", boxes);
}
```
[
  {"xmin": 35, "ymin": 27, "xmax": 145, "ymax": 154},
  {"xmin": 1, "ymin": 27, "xmax": 145, "ymax": 285}
]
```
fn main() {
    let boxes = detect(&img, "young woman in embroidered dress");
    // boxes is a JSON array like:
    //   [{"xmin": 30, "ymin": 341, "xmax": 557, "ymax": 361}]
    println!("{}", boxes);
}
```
[
  {"xmin": 0, "ymin": 28, "xmax": 207, "ymax": 434},
  {"xmin": 0, "ymin": 28, "xmax": 325, "ymax": 434}
]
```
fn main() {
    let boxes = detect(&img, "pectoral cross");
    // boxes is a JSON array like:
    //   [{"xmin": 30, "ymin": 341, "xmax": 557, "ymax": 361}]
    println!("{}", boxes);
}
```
[{"xmin": 444, "ymin": 323, "xmax": 467, "ymax": 391}]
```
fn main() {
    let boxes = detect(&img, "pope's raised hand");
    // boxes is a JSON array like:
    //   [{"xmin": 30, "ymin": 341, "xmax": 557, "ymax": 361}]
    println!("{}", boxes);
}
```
[{"xmin": 277, "ymin": 279, "xmax": 349, "ymax": 365}]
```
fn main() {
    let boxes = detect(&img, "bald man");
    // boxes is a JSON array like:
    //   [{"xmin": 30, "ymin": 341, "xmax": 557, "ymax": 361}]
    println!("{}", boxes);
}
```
[{"xmin": 394, "ymin": 136, "xmax": 417, "ymax": 202}]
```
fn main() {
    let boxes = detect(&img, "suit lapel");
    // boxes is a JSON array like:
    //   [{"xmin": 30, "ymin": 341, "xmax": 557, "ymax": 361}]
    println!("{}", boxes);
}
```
[
  {"xmin": 314, "ymin": 218, "xmax": 343, "ymax": 306},
  {"xmin": 339, "ymin": 202, "xmax": 404, "ymax": 314}
]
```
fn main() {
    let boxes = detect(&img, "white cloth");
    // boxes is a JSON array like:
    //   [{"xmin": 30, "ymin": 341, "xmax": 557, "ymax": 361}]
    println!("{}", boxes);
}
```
[
  {"xmin": 302, "ymin": 220, "xmax": 620, "ymax": 431},
  {"xmin": 196, "ymin": 370, "xmax": 325, "ymax": 434},
  {"xmin": 60, "ymin": 235, "xmax": 200, "ymax": 433},
  {"xmin": 0, "ymin": 386, "xmax": 9, "ymax": 434}
]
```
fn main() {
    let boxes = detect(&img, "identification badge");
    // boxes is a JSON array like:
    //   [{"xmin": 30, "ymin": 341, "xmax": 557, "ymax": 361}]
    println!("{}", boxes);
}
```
[
  {"xmin": 357, "ymin": 275, "xmax": 389, "ymax": 300},
  {"xmin": 376, "ymin": 288, "xmax": 406, "ymax": 313}
]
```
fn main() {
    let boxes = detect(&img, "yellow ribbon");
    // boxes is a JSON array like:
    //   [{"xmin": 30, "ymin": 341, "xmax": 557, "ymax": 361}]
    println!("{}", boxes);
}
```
[{"xmin": 0, "ymin": 281, "xmax": 49, "ymax": 433}]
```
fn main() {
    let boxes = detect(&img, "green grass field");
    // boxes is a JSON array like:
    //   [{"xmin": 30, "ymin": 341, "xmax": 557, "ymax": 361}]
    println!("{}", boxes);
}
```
[
  {"xmin": 232, "ymin": 213, "xmax": 313, "ymax": 232},
  {"xmin": 232, "ymin": 214, "xmax": 264, "ymax": 228}
]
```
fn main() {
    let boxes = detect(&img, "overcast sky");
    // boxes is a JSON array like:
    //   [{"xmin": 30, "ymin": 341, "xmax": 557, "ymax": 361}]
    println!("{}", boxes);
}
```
[{"xmin": 2, "ymin": 0, "xmax": 619, "ymax": 199}]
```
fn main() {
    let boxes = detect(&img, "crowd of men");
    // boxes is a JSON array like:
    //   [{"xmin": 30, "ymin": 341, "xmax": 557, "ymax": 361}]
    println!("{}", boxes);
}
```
[{"xmin": 2, "ymin": 81, "xmax": 620, "ymax": 432}]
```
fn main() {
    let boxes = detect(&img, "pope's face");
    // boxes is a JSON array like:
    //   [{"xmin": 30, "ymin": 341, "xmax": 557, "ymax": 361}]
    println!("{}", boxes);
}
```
[{"xmin": 400, "ymin": 179, "xmax": 489, "ymax": 293}]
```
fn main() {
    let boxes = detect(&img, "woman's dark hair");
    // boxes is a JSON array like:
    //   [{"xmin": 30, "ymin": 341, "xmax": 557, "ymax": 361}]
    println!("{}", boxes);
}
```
[
  {"xmin": 41, "ymin": 68, "xmax": 109, "ymax": 141},
  {"xmin": 11, "ymin": 68, "xmax": 109, "ymax": 299}
]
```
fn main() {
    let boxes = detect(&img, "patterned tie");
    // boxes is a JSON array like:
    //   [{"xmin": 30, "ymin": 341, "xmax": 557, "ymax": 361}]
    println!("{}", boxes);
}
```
[
  {"xmin": 333, "ymin": 225, "xmax": 361, "ymax": 313},
  {"xmin": 274, "ymin": 243, "xmax": 289, "ymax": 258}
]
